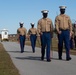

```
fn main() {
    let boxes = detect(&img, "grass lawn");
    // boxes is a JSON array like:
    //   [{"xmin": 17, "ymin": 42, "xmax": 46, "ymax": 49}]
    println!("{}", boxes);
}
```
[{"xmin": 0, "ymin": 43, "xmax": 20, "ymax": 75}]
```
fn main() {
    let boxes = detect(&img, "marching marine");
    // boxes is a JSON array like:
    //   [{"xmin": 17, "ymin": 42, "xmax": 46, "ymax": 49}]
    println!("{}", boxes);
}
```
[
  {"xmin": 55, "ymin": 6, "xmax": 72, "ymax": 61},
  {"xmin": 37, "ymin": 10, "xmax": 53, "ymax": 62},
  {"xmin": 17, "ymin": 22, "xmax": 27, "ymax": 53},
  {"xmin": 73, "ymin": 22, "xmax": 76, "ymax": 48},
  {"xmin": 28, "ymin": 23, "xmax": 37, "ymax": 53}
]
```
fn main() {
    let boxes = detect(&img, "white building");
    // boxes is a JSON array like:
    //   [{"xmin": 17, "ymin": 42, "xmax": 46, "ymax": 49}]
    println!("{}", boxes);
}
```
[{"xmin": 1, "ymin": 29, "xmax": 9, "ymax": 41}]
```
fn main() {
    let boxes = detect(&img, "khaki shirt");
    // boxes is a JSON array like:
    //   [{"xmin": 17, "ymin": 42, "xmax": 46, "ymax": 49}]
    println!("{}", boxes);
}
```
[
  {"xmin": 28, "ymin": 28, "xmax": 37, "ymax": 35},
  {"xmin": 37, "ymin": 18, "xmax": 53, "ymax": 35},
  {"xmin": 55, "ymin": 14, "xmax": 72, "ymax": 32},
  {"xmin": 17, "ymin": 27, "xmax": 27, "ymax": 36}
]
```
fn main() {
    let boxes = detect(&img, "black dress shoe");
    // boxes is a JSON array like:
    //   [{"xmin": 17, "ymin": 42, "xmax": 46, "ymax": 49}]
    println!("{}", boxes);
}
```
[
  {"xmin": 41, "ymin": 57, "xmax": 44, "ymax": 61},
  {"xmin": 59, "ymin": 57, "xmax": 62, "ymax": 60},
  {"xmin": 47, "ymin": 59, "xmax": 51, "ymax": 62},
  {"xmin": 21, "ymin": 51, "xmax": 23, "ymax": 53},
  {"xmin": 33, "ymin": 51, "xmax": 35, "ymax": 53},
  {"xmin": 66, "ymin": 57, "xmax": 72, "ymax": 61}
]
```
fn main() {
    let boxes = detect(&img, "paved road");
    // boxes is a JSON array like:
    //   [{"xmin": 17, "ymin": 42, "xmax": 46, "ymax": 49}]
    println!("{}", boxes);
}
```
[{"xmin": 1, "ymin": 42, "xmax": 76, "ymax": 75}]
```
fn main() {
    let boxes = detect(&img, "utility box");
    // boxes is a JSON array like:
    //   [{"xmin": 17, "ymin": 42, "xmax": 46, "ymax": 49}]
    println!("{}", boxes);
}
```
[{"xmin": 1, "ymin": 29, "xmax": 9, "ymax": 41}]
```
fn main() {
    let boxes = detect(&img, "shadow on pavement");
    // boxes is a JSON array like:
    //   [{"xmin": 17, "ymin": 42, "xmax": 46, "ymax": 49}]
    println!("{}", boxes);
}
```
[
  {"xmin": 15, "ymin": 56, "xmax": 66, "ymax": 61},
  {"xmin": 7, "ymin": 51, "xmax": 32, "ymax": 53},
  {"xmin": 15, "ymin": 56, "xmax": 42, "ymax": 61}
]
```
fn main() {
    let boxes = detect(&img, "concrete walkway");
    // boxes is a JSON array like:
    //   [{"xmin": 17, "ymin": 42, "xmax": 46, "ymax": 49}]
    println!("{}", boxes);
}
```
[{"xmin": 1, "ymin": 42, "xmax": 76, "ymax": 75}]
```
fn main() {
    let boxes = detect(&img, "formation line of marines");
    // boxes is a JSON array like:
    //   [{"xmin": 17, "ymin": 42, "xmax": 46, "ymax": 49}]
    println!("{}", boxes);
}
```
[{"xmin": 17, "ymin": 6, "xmax": 73, "ymax": 62}]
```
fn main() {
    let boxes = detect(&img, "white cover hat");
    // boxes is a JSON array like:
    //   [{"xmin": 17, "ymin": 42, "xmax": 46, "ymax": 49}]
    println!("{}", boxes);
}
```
[
  {"xmin": 30, "ymin": 23, "xmax": 35, "ymax": 25},
  {"xmin": 59, "ymin": 6, "xmax": 67, "ymax": 9},
  {"xmin": 19, "ymin": 22, "xmax": 24, "ymax": 24},
  {"xmin": 41, "ymin": 10, "xmax": 49, "ymax": 13}
]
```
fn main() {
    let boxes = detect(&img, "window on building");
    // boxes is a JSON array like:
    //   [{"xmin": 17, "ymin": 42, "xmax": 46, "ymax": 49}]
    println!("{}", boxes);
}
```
[{"xmin": 5, "ymin": 32, "xmax": 7, "ymax": 35}]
